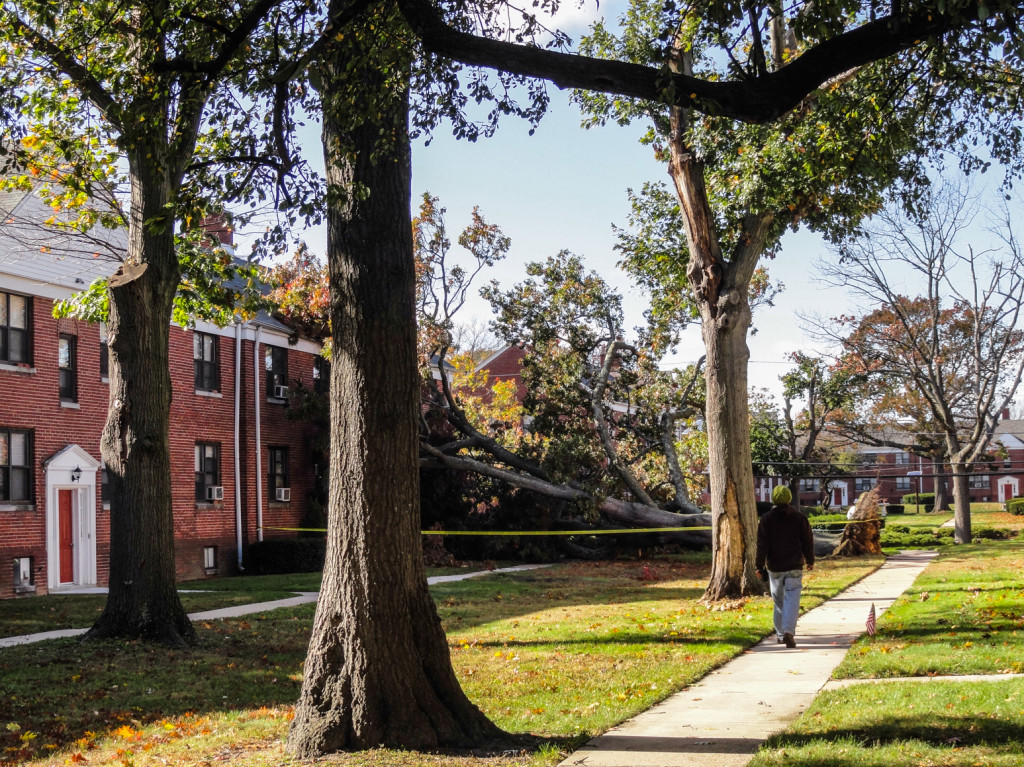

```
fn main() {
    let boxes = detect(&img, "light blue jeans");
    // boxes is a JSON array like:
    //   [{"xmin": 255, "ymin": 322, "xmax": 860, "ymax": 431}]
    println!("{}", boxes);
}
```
[{"xmin": 768, "ymin": 569, "xmax": 803, "ymax": 638}]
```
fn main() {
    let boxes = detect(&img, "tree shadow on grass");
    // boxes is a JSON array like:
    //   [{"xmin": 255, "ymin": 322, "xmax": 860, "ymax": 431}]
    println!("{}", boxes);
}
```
[
  {"xmin": 764, "ymin": 712, "xmax": 1024, "ymax": 751},
  {"xmin": 0, "ymin": 616, "xmax": 309, "ymax": 761}
]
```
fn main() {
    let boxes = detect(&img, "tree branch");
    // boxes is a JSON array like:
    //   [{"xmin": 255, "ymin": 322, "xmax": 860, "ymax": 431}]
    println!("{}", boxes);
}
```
[
  {"xmin": 398, "ymin": 0, "xmax": 1000, "ymax": 124},
  {"xmin": 1, "ymin": 10, "xmax": 121, "ymax": 130}
]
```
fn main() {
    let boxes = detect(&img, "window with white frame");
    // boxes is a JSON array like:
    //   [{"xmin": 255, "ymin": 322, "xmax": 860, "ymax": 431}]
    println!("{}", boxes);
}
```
[
  {"xmin": 855, "ymin": 476, "xmax": 877, "ymax": 493},
  {"xmin": 193, "ymin": 331, "xmax": 220, "ymax": 392},
  {"xmin": 0, "ymin": 291, "xmax": 31, "ymax": 365},
  {"xmin": 895, "ymin": 451, "xmax": 909, "ymax": 465},
  {"xmin": 799, "ymin": 478, "xmax": 820, "ymax": 491},
  {"xmin": 265, "ymin": 346, "xmax": 288, "ymax": 398},
  {"xmin": 0, "ymin": 429, "xmax": 32, "ymax": 502},
  {"xmin": 58, "ymin": 334, "xmax": 77, "ymax": 402},
  {"xmin": 969, "ymin": 474, "xmax": 990, "ymax": 490},
  {"xmin": 313, "ymin": 356, "xmax": 329, "ymax": 396},
  {"xmin": 895, "ymin": 476, "xmax": 912, "ymax": 491},
  {"xmin": 195, "ymin": 443, "xmax": 221, "ymax": 502},
  {"xmin": 99, "ymin": 322, "xmax": 109, "ymax": 378},
  {"xmin": 268, "ymin": 446, "xmax": 288, "ymax": 497}
]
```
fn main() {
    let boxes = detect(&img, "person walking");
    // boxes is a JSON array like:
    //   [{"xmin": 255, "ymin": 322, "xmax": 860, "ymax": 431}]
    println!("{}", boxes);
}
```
[{"xmin": 755, "ymin": 485, "xmax": 815, "ymax": 648}]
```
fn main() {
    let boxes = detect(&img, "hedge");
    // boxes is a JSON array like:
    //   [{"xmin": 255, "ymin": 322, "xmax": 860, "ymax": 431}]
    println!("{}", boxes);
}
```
[
  {"xmin": 1007, "ymin": 498, "xmax": 1024, "ymax": 516},
  {"xmin": 885, "ymin": 504, "xmax": 905, "ymax": 515},
  {"xmin": 881, "ymin": 525, "xmax": 1016, "ymax": 547},
  {"xmin": 901, "ymin": 493, "xmax": 934, "ymax": 513},
  {"xmin": 247, "ymin": 538, "xmax": 326, "ymax": 574}
]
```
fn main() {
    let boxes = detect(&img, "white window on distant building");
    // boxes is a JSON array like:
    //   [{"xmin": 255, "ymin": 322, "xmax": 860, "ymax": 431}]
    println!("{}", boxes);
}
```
[
  {"xmin": 799, "ymin": 478, "xmax": 820, "ymax": 491},
  {"xmin": 969, "ymin": 474, "xmax": 990, "ymax": 490},
  {"xmin": 895, "ymin": 476, "xmax": 911, "ymax": 491},
  {"xmin": 855, "ymin": 476, "xmax": 877, "ymax": 493},
  {"xmin": 895, "ymin": 451, "xmax": 909, "ymax": 465}
]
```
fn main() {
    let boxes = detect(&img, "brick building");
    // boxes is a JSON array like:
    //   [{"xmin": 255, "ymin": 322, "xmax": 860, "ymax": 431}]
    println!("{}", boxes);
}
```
[
  {"xmin": 754, "ymin": 416, "xmax": 1024, "ymax": 509},
  {"xmin": 1, "ymin": 187, "xmax": 321, "ymax": 598}
]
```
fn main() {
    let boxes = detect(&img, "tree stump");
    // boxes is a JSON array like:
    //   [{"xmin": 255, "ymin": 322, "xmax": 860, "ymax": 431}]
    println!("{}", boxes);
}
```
[{"xmin": 833, "ymin": 488, "xmax": 883, "ymax": 556}]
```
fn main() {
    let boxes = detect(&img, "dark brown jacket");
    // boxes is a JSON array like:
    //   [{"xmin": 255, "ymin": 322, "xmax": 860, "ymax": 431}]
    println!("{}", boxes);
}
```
[{"xmin": 755, "ymin": 504, "xmax": 815, "ymax": 573}]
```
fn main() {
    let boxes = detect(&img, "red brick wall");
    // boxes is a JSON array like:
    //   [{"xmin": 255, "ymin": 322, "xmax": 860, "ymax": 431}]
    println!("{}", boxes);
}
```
[
  {"xmin": 478, "ymin": 346, "xmax": 526, "ymax": 403},
  {"xmin": 1, "ymin": 289, "xmax": 320, "ymax": 598},
  {"xmin": 0, "ymin": 299, "xmax": 108, "ymax": 597}
]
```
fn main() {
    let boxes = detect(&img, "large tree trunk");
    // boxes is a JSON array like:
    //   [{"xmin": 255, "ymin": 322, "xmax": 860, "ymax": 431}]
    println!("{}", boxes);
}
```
[
  {"xmin": 287, "ymin": 14, "xmax": 506, "ymax": 755},
  {"xmin": 949, "ymin": 461, "xmax": 972, "ymax": 544},
  {"xmin": 668, "ymin": 105, "xmax": 766, "ymax": 599},
  {"xmin": 697, "ymin": 290, "xmax": 762, "ymax": 599},
  {"xmin": 86, "ymin": 151, "xmax": 194, "ymax": 647},
  {"xmin": 931, "ymin": 450, "xmax": 950, "ymax": 511}
]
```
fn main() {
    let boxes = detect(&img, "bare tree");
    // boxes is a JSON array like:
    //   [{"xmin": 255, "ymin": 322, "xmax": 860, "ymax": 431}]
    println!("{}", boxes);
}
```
[{"xmin": 820, "ymin": 181, "xmax": 1024, "ymax": 543}]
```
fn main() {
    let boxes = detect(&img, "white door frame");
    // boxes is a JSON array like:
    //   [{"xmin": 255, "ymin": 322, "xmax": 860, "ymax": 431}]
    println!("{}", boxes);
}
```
[
  {"xmin": 997, "ymin": 476, "xmax": 1019, "ymax": 503},
  {"xmin": 832, "ymin": 482, "xmax": 849, "ymax": 507},
  {"xmin": 43, "ymin": 445, "xmax": 100, "ymax": 590}
]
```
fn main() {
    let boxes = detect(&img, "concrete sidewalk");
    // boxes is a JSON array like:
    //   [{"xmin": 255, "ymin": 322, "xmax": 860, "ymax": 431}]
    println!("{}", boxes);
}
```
[
  {"xmin": 0, "ymin": 564, "xmax": 549, "ymax": 649},
  {"xmin": 559, "ymin": 550, "xmax": 939, "ymax": 767}
]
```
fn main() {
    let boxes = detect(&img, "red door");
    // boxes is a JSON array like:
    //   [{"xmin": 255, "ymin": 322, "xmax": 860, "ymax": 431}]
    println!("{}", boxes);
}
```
[{"xmin": 58, "ymin": 489, "xmax": 74, "ymax": 584}]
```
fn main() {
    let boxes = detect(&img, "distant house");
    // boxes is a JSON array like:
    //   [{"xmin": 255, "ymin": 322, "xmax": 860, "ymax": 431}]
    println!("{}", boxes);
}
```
[
  {"xmin": 474, "ymin": 345, "xmax": 527, "ymax": 404},
  {"xmin": 754, "ymin": 414, "xmax": 1024, "ymax": 509},
  {"xmin": 1, "ymin": 184, "xmax": 321, "ymax": 598}
]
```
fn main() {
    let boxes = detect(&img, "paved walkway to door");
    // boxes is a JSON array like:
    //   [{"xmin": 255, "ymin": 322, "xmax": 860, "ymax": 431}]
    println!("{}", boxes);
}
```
[
  {"xmin": 558, "ymin": 550, "xmax": 939, "ymax": 767},
  {"xmin": 0, "ymin": 564, "xmax": 548, "ymax": 649}
]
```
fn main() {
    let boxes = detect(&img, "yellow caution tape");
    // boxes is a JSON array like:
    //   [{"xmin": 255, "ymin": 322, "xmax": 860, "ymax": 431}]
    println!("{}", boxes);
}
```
[
  {"xmin": 259, "ymin": 520, "xmax": 878, "ymax": 536},
  {"xmin": 258, "ymin": 525, "xmax": 712, "ymax": 535}
]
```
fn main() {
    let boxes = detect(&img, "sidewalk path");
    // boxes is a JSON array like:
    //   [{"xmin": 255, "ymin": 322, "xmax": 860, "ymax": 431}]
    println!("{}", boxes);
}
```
[
  {"xmin": 559, "ymin": 550, "xmax": 939, "ymax": 767},
  {"xmin": 0, "ymin": 564, "xmax": 548, "ymax": 649}
]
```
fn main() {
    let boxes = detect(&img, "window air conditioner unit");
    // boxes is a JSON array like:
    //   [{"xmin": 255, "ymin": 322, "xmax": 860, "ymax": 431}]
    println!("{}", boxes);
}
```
[
  {"xmin": 274, "ymin": 385, "xmax": 289, "ymax": 399},
  {"xmin": 206, "ymin": 485, "xmax": 224, "ymax": 501},
  {"xmin": 275, "ymin": 487, "xmax": 291, "ymax": 502}
]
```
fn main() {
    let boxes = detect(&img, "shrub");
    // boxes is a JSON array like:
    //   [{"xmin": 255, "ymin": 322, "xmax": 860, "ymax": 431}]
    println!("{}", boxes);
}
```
[
  {"xmin": 801, "ymin": 506, "xmax": 832, "ymax": 517},
  {"xmin": 901, "ymin": 493, "xmax": 934, "ymax": 513},
  {"xmin": 885, "ymin": 503, "xmax": 905, "ymax": 515},
  {"xmin": 247, "ymin": 538, "xmax": 326, "ymax": 574},
  {"xmin": 880, "ymin": 527, "xmax": 954, "ymax": 548},
  {"xmin": 1007, "ymin": 498, "xmax": 1024, "ymax": 516},
  {"xmin": 809, "ymin": 513, "xmax": 853, "ymax": 533},
  {"xmin": 973, "ymin": 526, "xmax": 1017, "ymax": 540}
]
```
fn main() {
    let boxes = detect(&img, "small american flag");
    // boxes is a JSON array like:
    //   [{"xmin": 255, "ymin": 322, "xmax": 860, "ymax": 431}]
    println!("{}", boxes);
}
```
[{"xmin": 866, "ymin": 603, "xmax": 877, "ymax": 636}]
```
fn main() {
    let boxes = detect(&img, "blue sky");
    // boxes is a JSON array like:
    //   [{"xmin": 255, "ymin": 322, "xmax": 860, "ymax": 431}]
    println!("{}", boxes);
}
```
[
  {"xmin": 237, "ymin": 2, "xmax": 1011, "ymax": 405},
  {"xmin": 266, "ymin": 82, "xmax": 841, "ymax": 400}
]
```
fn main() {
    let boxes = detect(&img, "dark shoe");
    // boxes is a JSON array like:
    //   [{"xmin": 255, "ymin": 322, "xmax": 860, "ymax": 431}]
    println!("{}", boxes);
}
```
[{"xmin": 783, "ymin": 633, "xmax": 796, "ymax": 648}]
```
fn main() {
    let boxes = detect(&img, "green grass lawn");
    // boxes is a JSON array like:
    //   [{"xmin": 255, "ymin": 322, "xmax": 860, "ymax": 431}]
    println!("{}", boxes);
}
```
[
  {"xmin": 888, "ymin": 509, "xmax": 952, "ymax": 527},
  {"xmin": 0, "ymin": 554, "xmax": 880, "ymax": 767},
  {"xmin": 747, "ymin": 541, "xmax": 1024, "ymax": 767},
  {"xmin": 0, "ymin": 566, "xmax": 504, "ymax": 640}
]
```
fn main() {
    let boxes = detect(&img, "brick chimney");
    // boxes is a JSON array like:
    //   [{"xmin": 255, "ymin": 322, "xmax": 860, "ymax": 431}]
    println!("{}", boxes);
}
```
[
  {"xmin": 200, "ymin": 213, "xmax": 233, "ymax": 247},
  {"xmin": 1002, "ymin": 407, "xmax": 1012, "ymax": 421}
]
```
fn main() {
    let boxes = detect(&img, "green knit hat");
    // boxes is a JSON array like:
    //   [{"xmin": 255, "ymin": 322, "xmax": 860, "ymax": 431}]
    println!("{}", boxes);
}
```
[{"xmin": 771, "ymin": 485, "xmax": 793, "ymax": 506}]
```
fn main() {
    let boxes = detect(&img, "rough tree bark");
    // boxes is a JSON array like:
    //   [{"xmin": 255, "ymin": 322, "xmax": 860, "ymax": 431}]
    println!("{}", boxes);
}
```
[
  {"xmin": 287, "ymin": 11, "xmax": 506, "ymax": 754},
  {"xmin": 86, "ymin": 138, "xmax": 194, "ymax": 647},
  {"xmin": 668, "ymin": 87, "xmax": 772, "ymax": 598},
  {"xmin": 949, "ymin": 460, "xmax": 972, "ymax": 544},
  {"xmin": 930, "ymin": 448, "xmax": 949, "ymax": 511}
]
